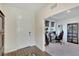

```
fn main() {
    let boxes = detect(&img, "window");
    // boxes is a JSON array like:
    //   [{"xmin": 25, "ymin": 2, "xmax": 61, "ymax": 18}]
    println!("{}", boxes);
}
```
[
  {"xmin": 51, "ymin": 22, "xmax": 54, "ymax": 27},
  {"xmin": 45, "ymin": 21, "xmax": 49, "ymax": 27}
]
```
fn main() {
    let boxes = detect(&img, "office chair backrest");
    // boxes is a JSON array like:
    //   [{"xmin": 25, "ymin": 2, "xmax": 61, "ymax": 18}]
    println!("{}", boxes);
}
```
[{"xmin": 58, "ymin": 31, "xmax": 64, "ymax": 40}]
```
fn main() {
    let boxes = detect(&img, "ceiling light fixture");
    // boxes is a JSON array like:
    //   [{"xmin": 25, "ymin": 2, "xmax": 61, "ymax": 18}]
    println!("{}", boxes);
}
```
[{"xmin": 66, "ymin": 10, "xmax": 71, "ymax": 13}]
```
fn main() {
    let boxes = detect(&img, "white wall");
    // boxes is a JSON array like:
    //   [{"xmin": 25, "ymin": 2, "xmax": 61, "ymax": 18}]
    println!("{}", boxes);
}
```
[
  {"xmin": 35, "ymin": 3, "xmax": 79, "ymax": 51},
  {"xmin": 0, "ymin": 4, "xmax": 3, "ymax": 10},
  {"xmin": 2, "ymin": 6, "xmax": 17, "ymax": 53},
  {"xmin": 0, "ymin": 5, "xmax": 35, "ymax": 53}
]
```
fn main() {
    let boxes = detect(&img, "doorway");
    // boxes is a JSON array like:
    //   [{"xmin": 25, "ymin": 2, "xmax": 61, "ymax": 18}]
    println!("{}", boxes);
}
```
[
  {"xmin": 44, "ymin": 19, "xmax": 56, "ymax": 45},
  {"xmin": 0, "ymin": 10, "xmax": 5, "ymax": 56}
]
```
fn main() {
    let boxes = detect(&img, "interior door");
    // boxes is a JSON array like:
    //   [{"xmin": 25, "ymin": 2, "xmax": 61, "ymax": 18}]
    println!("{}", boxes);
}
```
[{"xmin": 0, "ymin": 11, "xmax": 4, "ymax": 56}]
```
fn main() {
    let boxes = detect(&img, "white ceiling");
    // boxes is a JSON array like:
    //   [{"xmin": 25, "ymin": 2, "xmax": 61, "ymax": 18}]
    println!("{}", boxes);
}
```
[
  {"xmin": 2, "ymin": 3, "xmax": 79, "ymax": 21},
  {"xmin": 47, "ymin": 5, "xmax": 79, "ymax": 20},
  {"xmin": 2, "ymin": 3, "xmax": 49, "ymax": 13}
]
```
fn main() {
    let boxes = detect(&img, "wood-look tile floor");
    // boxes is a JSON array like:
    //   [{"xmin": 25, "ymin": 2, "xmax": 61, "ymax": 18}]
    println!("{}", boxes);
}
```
[{"xmin": 5, "ymin": 46, "xmax": 50, "ymax": 56}]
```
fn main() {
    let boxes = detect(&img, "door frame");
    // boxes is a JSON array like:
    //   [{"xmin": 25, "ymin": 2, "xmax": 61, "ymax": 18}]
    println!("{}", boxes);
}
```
[{"xmin": 0, "ymin": 10, "xmax": 5, "ymax": 56}]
